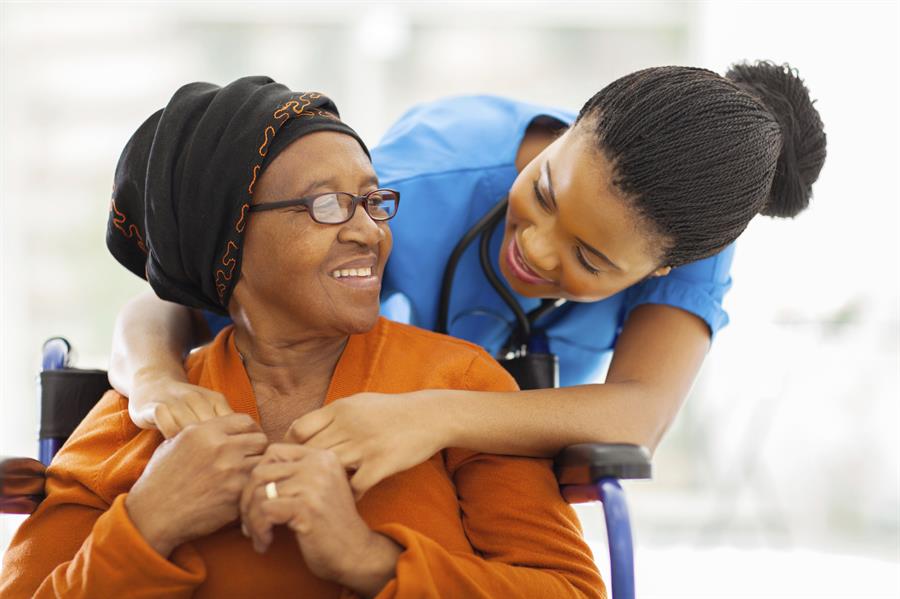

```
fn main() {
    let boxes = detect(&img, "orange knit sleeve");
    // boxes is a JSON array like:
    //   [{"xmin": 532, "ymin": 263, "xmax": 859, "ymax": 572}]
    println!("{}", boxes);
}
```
[
  {"xmin": 369, "ymin": 352, "xmax": 605, "ymax": 599},
  {"xmin": 0, "ymin": 392, "xmax": 205, "ymax": 598}
]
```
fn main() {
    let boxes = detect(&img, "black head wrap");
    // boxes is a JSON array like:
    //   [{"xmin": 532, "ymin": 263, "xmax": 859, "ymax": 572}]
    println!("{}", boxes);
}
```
[{"xmin": 107, "ymin": 76, "xmax": 369, "ymax": 314}]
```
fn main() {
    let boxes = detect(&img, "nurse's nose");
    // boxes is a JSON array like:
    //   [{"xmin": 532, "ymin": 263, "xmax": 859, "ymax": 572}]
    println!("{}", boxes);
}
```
[{"xmin": 520, "ymin": 225, "xmax": 559, "ymax": 274}]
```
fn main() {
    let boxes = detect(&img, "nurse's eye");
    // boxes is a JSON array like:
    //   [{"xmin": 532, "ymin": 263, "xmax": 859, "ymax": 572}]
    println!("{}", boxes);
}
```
[
  {"xmin": 532, "ymin": 180, "xmax": 553, "ymax": 214},
  {"xmin": 574, "ymin": 246, "xmax": 603, "ymax": 276}
]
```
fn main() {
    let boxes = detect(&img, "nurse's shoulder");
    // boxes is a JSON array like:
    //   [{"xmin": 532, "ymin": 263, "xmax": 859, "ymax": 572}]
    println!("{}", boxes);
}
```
[{"xmin": 372, "ymin": 95, "xmax": 574, "ymax": 183}]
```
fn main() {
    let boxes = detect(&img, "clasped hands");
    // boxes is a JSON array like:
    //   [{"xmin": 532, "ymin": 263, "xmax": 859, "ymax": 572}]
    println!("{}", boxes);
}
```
[{"xmin": 124, "ymin": 413, "xmax": 401, "ymax": 597}]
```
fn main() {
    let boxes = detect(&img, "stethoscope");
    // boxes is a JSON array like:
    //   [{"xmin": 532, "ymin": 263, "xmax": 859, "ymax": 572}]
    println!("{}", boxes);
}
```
[{"xmin": 437, "ymin": 197, "xmax": 568, "ymax": 390}]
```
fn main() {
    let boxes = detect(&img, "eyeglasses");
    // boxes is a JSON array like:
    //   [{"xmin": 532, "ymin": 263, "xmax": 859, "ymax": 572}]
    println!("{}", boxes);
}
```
[{"xmin": 248, "ymin": 188, "xmax": 400, "ymax": 225}]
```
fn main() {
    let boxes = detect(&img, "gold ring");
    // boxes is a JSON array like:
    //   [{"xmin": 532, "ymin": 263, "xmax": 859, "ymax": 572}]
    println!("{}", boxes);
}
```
[{"xmin": 265, "ymin": 481, "xmax": 279, "ymax": 500}]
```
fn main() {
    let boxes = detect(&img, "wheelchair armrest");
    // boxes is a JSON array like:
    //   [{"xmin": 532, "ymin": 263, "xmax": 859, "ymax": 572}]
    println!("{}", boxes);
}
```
[
  {"xmin": 555, "ymin": 442, "xmax": 651, "ymax": 483},
  {"xmin": 0, "ymin": 456, "xmax": 47, "ymax": 515},
  {"xmin": 554, "ymin": 443, "xmax": 651, "ymax": 504}
]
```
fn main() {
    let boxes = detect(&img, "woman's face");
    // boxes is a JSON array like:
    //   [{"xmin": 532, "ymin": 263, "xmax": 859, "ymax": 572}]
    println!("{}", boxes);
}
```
[
  {"xmin": 501, "ymin": 126, "xmax": 670, "ymax": 302},
  {"xmin": 234, "ymin": 131, "xmax": 392, "ymax": 337}
]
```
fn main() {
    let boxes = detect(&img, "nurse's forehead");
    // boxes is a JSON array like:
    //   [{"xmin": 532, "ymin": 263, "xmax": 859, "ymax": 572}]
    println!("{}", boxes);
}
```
[{"xmin": 550, "ymin": 136, "xmax": 655, "ymax": 263}]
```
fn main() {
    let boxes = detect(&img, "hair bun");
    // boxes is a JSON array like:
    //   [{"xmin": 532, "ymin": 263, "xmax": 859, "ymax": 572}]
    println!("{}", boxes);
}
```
[{"xmin": 727, "ymin": 61, "xmax": 826, "ymax": 218}]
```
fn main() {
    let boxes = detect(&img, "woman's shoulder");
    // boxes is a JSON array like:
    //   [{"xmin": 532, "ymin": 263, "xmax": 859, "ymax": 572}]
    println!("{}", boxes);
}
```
[
  {"xmin": 378, "ymin": 317, "xmax": 489, "ymax": 358},
  {"xmin": 372, "ymin": 95, "xmax": 576, "ymax": 184},
  {"xmin": 374, "ymin": 318, "xmax": 518, "ymax": 392},
  {"xmin": 46, "ymin": 390, "xmax": 156, "ymax": 502}
]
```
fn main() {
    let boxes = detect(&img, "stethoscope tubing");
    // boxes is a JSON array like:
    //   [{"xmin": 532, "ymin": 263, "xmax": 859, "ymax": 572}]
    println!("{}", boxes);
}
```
[{"xmin": 438, "ymin": 197, "xmax": 566, "ymax": 348}]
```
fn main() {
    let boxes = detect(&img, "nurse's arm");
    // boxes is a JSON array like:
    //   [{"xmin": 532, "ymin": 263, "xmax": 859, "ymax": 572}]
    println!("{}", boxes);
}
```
[
  {"xmin": 449, "ymin": 304, "xmax": 709, "ymax": 455},
  {"xmin": 109, "ymin": 290, "xmax": 229, "ymax": 438}
]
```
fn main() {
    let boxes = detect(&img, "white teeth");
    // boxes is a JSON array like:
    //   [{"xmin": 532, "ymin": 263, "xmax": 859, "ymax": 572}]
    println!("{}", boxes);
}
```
[{"xmin": 332, "ymin": 267, "xmax": 373, "ymax": 279}]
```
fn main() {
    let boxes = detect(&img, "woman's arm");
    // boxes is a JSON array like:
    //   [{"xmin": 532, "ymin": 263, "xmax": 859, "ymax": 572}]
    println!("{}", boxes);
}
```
[
  {"xmin": 0, "ymin": 393, "xmax": 206, "ymax": 598},
  {"xmin": 110, "ymin": 289, "xmax": 231, "ymax": 437},
  {"xmin": 0, "ymin": 392, "xmax": 266, "ymax": 598},
  {"xmin": 450, "ymin": 303, "xmax": 710, "ymax": 456},
  {"xmin": 291, "ymin": 304, "xmax": 709, "ymax": 496}
]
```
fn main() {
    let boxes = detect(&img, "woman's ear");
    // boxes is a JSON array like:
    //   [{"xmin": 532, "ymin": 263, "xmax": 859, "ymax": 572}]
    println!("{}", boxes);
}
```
[{"xmin": 651, "ymin": 266, "xmax": 672, "ymax": 278}]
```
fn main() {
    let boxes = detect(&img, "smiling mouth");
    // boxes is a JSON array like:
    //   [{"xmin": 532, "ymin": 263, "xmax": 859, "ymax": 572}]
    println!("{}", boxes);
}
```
[
  {"xmin": 332, "ymin": 266, "xmax": 373, "ymax": 279},
  {"xmin": 329, "ymin": 266, "xmax": 380, "ymax": 290},
  {"xmin": 506, "ymin": 235, "xmax": 554, "ymax": 286}
]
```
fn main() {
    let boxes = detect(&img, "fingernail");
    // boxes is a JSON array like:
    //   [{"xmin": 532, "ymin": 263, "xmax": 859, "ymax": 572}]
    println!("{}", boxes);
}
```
[{"xmin": 241, "ymin": 524, "xmax": 249, "ymax": 537}]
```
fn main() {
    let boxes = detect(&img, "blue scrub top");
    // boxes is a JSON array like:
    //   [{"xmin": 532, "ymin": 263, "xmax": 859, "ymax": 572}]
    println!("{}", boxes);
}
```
[{"xmin": 206, "ymin": 95, "xmax": 735, "ymax": 386}]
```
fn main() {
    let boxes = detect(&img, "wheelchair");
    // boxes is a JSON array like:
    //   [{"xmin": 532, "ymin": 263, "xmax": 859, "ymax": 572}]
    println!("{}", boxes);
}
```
[{"xmin": 0, "ymin": 337, "xmax": 652, "ymax": 599}]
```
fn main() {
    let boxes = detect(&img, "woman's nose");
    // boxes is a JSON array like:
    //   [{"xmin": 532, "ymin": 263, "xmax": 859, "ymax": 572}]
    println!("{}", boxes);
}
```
[
  {"xmin": 338, "ymin": 203, "xmax": 386, "ymax": 247},
  {"xmin": 520, "ymin": 225, "xmax": 559, "ymax": 273}
]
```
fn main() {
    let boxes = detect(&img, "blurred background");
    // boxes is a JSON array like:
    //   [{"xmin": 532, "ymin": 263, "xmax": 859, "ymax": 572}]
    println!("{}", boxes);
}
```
[{"xmin": 1, "ymin": 1, "xmax": 897, "ymax": 596}]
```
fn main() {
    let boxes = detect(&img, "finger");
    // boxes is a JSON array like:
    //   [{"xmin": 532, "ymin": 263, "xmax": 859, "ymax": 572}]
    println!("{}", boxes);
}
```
[
  {"xmin": 212, "ymin": 412, "xmax": 262, "ymax": 435},
  {"xmin": 246, "ymin": 497, "xmax": 310, "ymax": 552},
  {"xmin": 350, "ymin": 465, "xmax": 383, "ymax": 501},
  {"xmin": 208, "ymin": 391, "xmax": 234, "ymax": 417},
  {"xmin": 240, "ymin": 455, "xmax": 264, "ymax": 473},
  {"xmin": 231, "ymin": 432, "xmax": 269, "ymax": 456},
  {"xmin": 240, "ymin": 461, "xmax": 303, "ymax": 518},
  {"xmin": 261, "ymin": 497, "xmax": 311, "ymax": 535},
  {"xmin": 301, "ymin": 427, "xmax": 345, "ymax": 451},
  {"xmin": 284, "ymin": 409, "xmax": 333, "ymax": 444},
  {"xmin": 152, "ymin": 404, "xmax": 181, "ymax": 439},
  {"xmin": 328, "ymin": 441, "xmax": 362, "ymax": 471},
  {"xmin": 244, "ymin": 492, "xmax": 304, "ymax": 552},
  {"xmin": 242, "ymin": 492, "xmax": 276, "ymax": 553},
  {"xmin": 130, "ymin": 402, "xmax": 157, "ymax": 430},
  {"xmin": 183, "ymin": 392, "xmax": 218, "ymax": 423},
  {"xmin": 261, "ymin": 442, "xmax": 318, "ymax": 464},
  {"xmin": 167, "ymin": 401, "xmax": 202, "ymax": 434}
]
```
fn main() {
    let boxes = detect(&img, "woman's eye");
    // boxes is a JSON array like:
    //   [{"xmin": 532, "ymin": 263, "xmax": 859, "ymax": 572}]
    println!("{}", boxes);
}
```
[
  {"xmin": 532, "ymin": 180, "xmax": 552, "ymax": 213},
  {"xmin": 574, "ymin": 247, "xmax": 602, "ymax": 276}
]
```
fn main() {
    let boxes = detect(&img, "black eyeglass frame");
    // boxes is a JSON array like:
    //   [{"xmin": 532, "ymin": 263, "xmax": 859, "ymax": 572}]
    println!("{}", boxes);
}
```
[{"xmin": 247, "ymin": 188, "xmax": 400, "ymax": 225}]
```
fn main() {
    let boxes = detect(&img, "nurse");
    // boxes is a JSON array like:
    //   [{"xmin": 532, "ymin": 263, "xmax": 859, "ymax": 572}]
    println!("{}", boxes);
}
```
[{"xmin": 110, "ymin": 61, "xmax": 826, "ymax": 496}]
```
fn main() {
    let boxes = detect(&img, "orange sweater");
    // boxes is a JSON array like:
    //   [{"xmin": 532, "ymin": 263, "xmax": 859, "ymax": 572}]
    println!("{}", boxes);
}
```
[{"xmin": 1, "ymin": 318, "xmax": 604, "ymax": 598}]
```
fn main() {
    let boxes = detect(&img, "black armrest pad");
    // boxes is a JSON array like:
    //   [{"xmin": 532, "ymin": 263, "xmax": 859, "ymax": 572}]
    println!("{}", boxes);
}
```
[
  {"xmin": 554, "ymin": 443, "xmax": 652, "ymax": 484},
  {"xmin": 40, "ymin": 368, "xmax": 111, "ymax": 438},
  {"xmin": 0, "ymin": 456, "xmax": 46, "ymax": 515}
]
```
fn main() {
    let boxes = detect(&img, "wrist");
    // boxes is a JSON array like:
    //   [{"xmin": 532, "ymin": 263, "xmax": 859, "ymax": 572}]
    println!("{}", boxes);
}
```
[
  {"xmin": 424, "ymin": 389, "xmax": 469, "ymax": 448},
  {"xmin": 134, "ymin": 362, "xmax": 186, "ymax": 389},
  {"xmin": 124, "ymin": 493, "xmax": 180, "ymax": 558},
  {"xmin": 339, "ymin": 531, "xmax": 402, "ymax": 598}
]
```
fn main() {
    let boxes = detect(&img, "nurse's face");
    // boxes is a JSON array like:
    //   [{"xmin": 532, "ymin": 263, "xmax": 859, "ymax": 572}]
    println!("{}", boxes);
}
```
[
  {"xmin": 501, "ymin": 125, "xmax": 671, "ymax": 302},
  {"xmin": 234, "ymin": 131, "xmax": 392, "ymax": 337}
]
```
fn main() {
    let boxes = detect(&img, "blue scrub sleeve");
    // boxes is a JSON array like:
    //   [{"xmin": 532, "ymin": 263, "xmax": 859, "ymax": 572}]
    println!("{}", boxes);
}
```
[
  {"xmin": 621, "ymin": 243, "xmax": 736, "ymax": 341},
  {"xmin": 201, "ymin": 311, "xmax": 233, "ymax": 338}
]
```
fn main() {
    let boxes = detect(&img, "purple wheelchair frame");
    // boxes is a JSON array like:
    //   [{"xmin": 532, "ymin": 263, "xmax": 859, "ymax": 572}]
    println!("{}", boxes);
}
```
[{"xmin": 0, "ymin": 337, "xmax": 651, "ymax": 599}]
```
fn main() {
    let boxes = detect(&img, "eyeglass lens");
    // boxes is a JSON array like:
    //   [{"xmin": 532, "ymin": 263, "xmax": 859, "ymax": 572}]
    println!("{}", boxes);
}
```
[{"xmin": 311, "ymin": 191, "xmax": 398, "ymax": 224}]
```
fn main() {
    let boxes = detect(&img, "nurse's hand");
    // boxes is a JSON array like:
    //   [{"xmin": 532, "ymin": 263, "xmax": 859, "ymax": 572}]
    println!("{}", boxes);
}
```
[
  {"xmin": 241, "ymin": 443, "xmax": 401, "ymax": 596},
  {"xmin": 130, "ymin": 374, "xmax": 234, "ymax": 439},
  {"xmin": 284, "ymin": 391, "xmax": 448, "ymax": 498}
]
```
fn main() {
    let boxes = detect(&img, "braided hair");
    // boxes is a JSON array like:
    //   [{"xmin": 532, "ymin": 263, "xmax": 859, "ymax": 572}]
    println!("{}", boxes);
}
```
[{"xmin": 576, "ymin": 61, "xmax": 827, "ymax": 267}]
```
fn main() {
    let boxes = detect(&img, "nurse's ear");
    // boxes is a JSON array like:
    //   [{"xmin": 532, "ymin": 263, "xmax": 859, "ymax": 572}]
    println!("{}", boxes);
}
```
[{"xmin": 650, "ymin": 266, "xmax": 672, "ymax": 278}]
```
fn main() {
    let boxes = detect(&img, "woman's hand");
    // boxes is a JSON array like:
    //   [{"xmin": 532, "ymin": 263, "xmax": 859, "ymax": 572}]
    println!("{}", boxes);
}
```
[
  {"xmin": 284, "ymin": 391, "xmax": 452, "ymax": 498},
  {"xmin": 241, "ymin": 444, "xmax": 402, "ymax": 597},
  {"xmin": 129, "ymin": 371, "xmax": 234, "ymax": 438},
  {"xmin": 125, "ymin": 414, "xmax": 268, "ymax": 558}
]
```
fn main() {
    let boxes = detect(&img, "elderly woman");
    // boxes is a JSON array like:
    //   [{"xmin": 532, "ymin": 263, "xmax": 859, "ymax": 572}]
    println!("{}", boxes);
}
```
[{"xmin": 0, "ymin": 78, "xmax": 603, "ymax": 598}]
